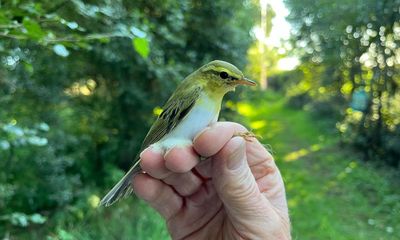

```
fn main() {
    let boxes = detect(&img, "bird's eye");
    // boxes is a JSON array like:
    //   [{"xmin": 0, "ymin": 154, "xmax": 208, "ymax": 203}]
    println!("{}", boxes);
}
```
[{"xmin": 219, "ymin": 71, "xmax": 229, "ymax": 79}]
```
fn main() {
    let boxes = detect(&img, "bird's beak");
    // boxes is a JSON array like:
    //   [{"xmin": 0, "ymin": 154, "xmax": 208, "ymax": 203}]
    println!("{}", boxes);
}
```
[{"xmin": 236, "ymin": 77, "xmax": 257, "ymax": 86}]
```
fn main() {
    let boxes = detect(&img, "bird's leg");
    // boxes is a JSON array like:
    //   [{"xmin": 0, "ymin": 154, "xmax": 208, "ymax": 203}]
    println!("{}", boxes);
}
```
[{"xmin": 233, "ymin": 131, "xmax": 258, "ymax": 142}]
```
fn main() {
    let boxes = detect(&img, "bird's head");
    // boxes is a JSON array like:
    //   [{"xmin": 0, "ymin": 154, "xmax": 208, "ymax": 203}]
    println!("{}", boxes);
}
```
[{"xmin": 195, "ymin": 60, "xmax": 256, "ymax": 94}]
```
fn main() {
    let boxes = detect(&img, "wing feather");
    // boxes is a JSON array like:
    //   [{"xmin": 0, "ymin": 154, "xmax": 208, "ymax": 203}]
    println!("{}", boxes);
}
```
[
  {"xmin": 141, "ymin": 85, "xmax": 202, "ymax": 149},
  {"xmin": 99, "ymin": 83, "xmax": 202, "ymax": 207}
]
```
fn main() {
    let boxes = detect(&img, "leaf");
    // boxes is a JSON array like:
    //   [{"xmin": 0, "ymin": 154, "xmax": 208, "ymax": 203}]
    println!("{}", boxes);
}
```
[
  {"xmin": 0, "ymin": 140, "xmax": 10, "ymax": 150},
  {"xmin": 132, "ymin": 38, "xmax": 150, "ymax": 58},
  {"xmin": 27, "ymin": 136, "xmax": 48, "ymax": 146},
  {"xmin": 0, "ymin": 12, "xmax": 10, "ymax": 24},
  {"xmin": 57, "ymin": 229, "xmax": 75, "ymax": 240},
  {"xmin": 130, "ymin": 26, "xmax": 146, "ymax": 38},
  {"xmin": 66, "ymin": 21, "xmax": 79, "ymax": 30},
  {"xmin": 30, "ymin": 213, "xmax": 46, "ymax": 224},
  {"xmin": 10, "ymin": 213, "xmax": 29, "ymax": 227},
  {"xmin": 23, "ymin": 62, "xmax": 34, "ymax": 74},
  {"xmin": 38, "ymin": 122, "xmax": 50, "ymax": 131},
  {"xmin": 22, "ymin": 18, "xmax": 45, "ymax": 40},
  {"xmin": 3, "ymin": 124, "xmax": 24, "ymax": 137},
  {"xmin": 53, "ymin": 44, "xmax": 70, "ymax": 57}
]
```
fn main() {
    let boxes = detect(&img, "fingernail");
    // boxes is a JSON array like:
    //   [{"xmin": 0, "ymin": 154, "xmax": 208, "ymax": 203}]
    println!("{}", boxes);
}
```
[
  {"xmin": 193, "ymin": 126, "xmax": 210, "ymax": 143},
  {"xmin": 227, "ymin": 139, "xmax": 246, "ymax": 170},
  {"xmin": 164, "ymin": 148, "xmax": 172, "ymax": 158},
  {"xmin": 140, "ymin": 144, "xmax": 162, "ymax": 158}
]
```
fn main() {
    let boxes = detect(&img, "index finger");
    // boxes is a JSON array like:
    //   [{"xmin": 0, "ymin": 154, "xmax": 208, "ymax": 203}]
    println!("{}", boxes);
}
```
[{"xmin": 193, "ymin": 121, "xmax": 247, "ymax": 157}]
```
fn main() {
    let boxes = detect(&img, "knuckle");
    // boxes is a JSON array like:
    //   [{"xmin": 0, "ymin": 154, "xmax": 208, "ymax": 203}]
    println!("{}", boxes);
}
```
[{"xmin": 222, "ymin": 171, "xmax": 259, "ymax": 200}]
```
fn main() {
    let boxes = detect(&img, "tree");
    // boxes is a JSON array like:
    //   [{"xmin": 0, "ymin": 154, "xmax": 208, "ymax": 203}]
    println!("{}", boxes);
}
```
[
  {"xmin": 284, "ymin": 0, "xmax": 400, "ymax": 165},
  {"xmin": 0, "ymin": 0, "xmax": 258, "ymax": 236}
]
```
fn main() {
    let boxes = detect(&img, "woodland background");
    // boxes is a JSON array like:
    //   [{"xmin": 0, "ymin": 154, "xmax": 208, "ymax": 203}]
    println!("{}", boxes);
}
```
[{"xmin": 0, "ymin": 0, "xmax": 399, "ymax": 239}]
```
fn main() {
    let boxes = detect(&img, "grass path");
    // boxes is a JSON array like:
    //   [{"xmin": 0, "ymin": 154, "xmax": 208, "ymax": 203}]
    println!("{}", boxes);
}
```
[{"xmin": 236, "ymin": 92, "xmax": 400, "ymax": 240}]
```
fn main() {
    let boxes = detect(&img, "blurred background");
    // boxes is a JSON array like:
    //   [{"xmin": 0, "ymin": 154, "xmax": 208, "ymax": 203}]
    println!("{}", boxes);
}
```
[{"xmin": 0, "ymin": 0, "xmax": 399, "ymax": 239}]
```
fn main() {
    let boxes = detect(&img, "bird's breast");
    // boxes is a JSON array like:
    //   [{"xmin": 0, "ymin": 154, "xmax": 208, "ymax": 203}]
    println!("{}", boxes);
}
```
[{"xmin": 157, "ymin": 93, "xmax": 221, "ymax": 150}]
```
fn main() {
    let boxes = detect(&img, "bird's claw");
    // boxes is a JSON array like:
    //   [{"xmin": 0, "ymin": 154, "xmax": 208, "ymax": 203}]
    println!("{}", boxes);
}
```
[{"xmin": 233, "ymin": 131, "xmax": 257, "ymax": 142}]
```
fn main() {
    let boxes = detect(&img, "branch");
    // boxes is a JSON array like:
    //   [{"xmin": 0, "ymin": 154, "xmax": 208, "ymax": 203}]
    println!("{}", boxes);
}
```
[
  {"xmin": 0, "ymin": 32, "xmax": 129, "ymax": 43},
  {"xmin": 44, "ymin": 33, "xmax": 128, "ymax": 43},
  {"xmin": 0, "ymin": 33, "xmax": 27, "ymax": 40},
  {"xmin": 0, "ymin": 24, "xmax": 22, "ymax": 29}
]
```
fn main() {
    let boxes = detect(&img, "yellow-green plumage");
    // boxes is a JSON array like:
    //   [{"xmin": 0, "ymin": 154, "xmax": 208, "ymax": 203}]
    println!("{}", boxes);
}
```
[{"xmin": 99, "ymin": 60, "xmax": 255, "ymax": 206}]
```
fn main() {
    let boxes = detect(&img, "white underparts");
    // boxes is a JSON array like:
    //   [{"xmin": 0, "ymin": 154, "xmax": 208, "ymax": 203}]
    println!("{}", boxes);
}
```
[{"xmin": 153, "ymin": 93, "xmax": 221, "ymax": 152}]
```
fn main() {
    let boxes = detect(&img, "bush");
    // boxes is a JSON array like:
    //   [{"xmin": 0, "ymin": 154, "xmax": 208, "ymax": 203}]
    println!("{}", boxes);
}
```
[
  {"xmin": 286, "ymin": 92, "xmax": 312, "ymax": 109},
  {"xmin": 268, "ymin": 69, "xmax": 303, "ymax": 93},
  {"xmin": 305, "ymin": 95, "xmax": 346, "ymax": 121},
  {"xmin": 339, "ymin": 111, "xmax": 400, "ymax": 167}
]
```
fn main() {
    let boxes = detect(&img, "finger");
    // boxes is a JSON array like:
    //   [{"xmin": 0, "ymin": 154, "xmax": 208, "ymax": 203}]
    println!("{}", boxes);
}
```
[
  {"xmin": 140, "ymin": 146, "xmax": 203, "ymax": 196},
  {"xmin": 212, "ymin": 137, "xmax": 261, "ymax": 207},
  {"xmin": 193, "ymin": 122, "xmax": 247, "ymax": 158},
  {"xmin": 244, "ymin": 140, "xmax": 288, "ymax": 212},
  {"xmin": 164, "ymin": 146, "xmax": 199, "ymax": 173},
  {"xmin": 256, "ymin": 169, "xmax": 288, "ymax": 213},
  {"xmin": 133, "ymin": 173, "xmax": 182, "ymax": 220},
  {"xmin": 251, "ymin": 160, "xmax": 276, "ymax": 181},
  {"xmin": 253, "ymin": 156, "xmax": 288, "ymax": 215},
  {"xmin": 212, "ymin": 137, "xmax": 281, "ymax": 232},
  {"xmin": 247, "ymin": 141, "xmax": 276, "ymax": 180},
  {"xmin": 167, "ymin": 181, "xmax": 223, "ymax": 240},
  {"xmin": 140, "ymin": 147, "xmax": 172, "ymax": 179},
  {"xmin": 194, "ymin": 157, "xmax": 213, "ymax": 179},
  {"xmin": 246, "ymin": 139, "xmax": 272, "ymax": 163},
  {"xmin": 162, "ymin": 172, "xmax": 202, "ymax": 196}
]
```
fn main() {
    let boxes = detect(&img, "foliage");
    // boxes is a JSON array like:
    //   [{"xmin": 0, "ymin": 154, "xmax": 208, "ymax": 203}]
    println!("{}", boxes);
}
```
[
  {"xmin": 2, "ymin": 0, "xmax": 398, "ymax": 238},
  {"xmin": 266, "ymin": 68, "xmax": 302, "ymax": 92},
  {"xmin": 246, "ymin": 44, "xmax": 281, "ymax": 81},
  {"xmin": 0, "ymin": 0, "xmax": 257, "ymax": 237},
  {"xmin": 284, "ymin": 0, "xmax": 400, "ymax": 166}
]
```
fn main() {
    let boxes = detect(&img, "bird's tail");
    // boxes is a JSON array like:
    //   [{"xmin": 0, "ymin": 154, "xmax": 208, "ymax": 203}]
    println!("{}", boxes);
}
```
[{"xmin": 99, "ymin": 166, "xmax": 141, "ymax": 207}]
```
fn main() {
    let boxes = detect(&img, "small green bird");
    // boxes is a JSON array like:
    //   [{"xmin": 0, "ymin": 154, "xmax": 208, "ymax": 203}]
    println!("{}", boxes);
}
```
[{"xmin": 100, "ymin": 60, "xmax": 256, "ymax": 206}]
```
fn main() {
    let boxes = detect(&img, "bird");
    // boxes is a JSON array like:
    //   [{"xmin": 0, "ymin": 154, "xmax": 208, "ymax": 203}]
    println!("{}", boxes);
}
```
[{"xmin": 99, "ymin": 60, "xmax": 256, "ymax": 206}]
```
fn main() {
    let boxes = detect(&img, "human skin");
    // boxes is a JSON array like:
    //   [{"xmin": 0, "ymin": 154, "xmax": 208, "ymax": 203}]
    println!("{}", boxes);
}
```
[{"xmin": 133, "ymin": 122, "xmax": 291, "ymax": 240}]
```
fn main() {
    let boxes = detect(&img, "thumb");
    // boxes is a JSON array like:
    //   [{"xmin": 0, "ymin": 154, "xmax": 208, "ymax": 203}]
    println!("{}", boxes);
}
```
[
  {"xmin": 212, "ymin": 137, "xmax": 261, "ymax": 214},
  {"xmin": 212, "ymin": 137, "xmax": 287, "ymax": 239}
]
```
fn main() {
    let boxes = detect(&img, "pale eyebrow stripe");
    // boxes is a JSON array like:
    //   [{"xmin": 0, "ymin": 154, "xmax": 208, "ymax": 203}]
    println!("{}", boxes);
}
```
[{"xmin": 202, "ymin": 65, "xmax": 241, "ymax": 79}]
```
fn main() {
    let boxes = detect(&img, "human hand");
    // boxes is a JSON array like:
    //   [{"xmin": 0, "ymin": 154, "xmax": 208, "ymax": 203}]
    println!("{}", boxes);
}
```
[{"xmin": 133, "ymin": 122, "xmax": 291, "ymax": 239}]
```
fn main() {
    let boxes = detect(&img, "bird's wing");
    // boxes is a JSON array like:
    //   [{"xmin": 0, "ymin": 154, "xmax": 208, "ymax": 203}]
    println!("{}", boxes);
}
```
[
  {"xmin": 140, "ymin": 85, "xmax": 202, "ymax": 150},
  {"xmin": 99, "ymin": 85, "xmax": 202, "ymax": 207}
]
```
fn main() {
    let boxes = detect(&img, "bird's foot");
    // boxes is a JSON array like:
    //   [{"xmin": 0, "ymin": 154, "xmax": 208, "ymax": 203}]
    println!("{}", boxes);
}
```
[{"xmin": 233, "ymin": 131, "xmax": 258, "ymax": 142}]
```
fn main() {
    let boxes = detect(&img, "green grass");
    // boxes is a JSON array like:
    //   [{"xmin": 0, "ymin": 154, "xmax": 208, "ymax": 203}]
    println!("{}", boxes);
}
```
[
  {"xmin": 236, "ymin": 91, "xmax": 400, "ymax": 240},
  {"xmin": 23, "ymin": 92, "xmax": 400, "ymax": 239}
]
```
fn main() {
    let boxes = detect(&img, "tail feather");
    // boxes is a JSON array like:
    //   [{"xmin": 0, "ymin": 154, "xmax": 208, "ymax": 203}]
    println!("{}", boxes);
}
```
[{"xmin": 99, "ymin": 166, "xmax": 141, "ymax": 207}]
